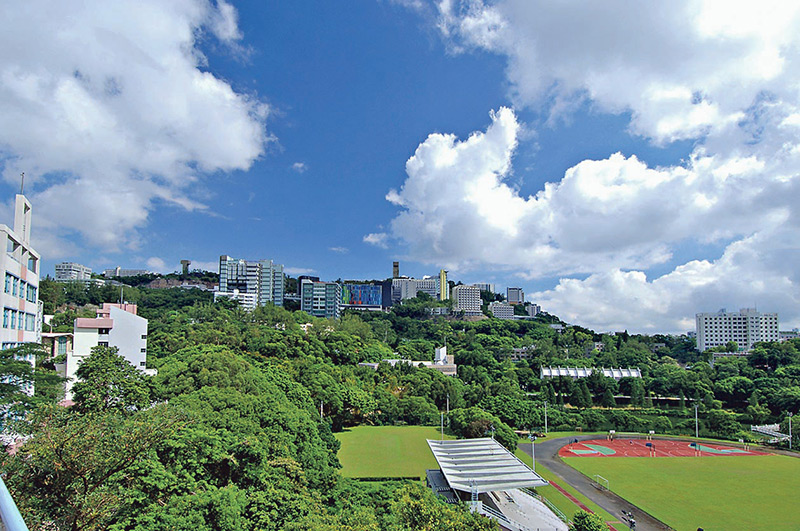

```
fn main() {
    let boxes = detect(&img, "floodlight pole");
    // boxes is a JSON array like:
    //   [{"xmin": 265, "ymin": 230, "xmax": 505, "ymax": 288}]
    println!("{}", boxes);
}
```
[
  {"xmin": 441, "ymin": 412, "xmax": 444, "ymax": 441},
  {"xmin": 529, "ymin": 433, "xmax": 536, "ymax": 473},
  {"xmin": 790, "ymin": 412, "xmax": 793, "ymax": 450},
  {"xmin": 694, "ymin": 404, "xmax": 699, "ymax": 439},
  {"xmin": 544, "ymin": 401, "xmax": 548, "ymax": 434}
]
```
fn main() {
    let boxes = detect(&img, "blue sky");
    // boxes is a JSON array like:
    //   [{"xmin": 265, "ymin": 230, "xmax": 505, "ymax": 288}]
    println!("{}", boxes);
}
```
[{"xmin": 1, "ymin": 1, "xmax": 799, "ymax": 333}]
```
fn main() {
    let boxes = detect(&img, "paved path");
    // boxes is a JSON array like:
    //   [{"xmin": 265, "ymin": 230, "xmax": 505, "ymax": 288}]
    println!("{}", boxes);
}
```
[{"xmin": 519, "ymin": 434, "xmax": 672, "ymax": 531}]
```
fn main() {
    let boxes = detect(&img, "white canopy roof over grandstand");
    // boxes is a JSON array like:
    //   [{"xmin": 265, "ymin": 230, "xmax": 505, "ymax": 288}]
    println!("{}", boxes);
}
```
[
  {"xmin": 427, "ymin": 438, "xmax": 548, "ymax": 493},
  {"xmin": 540, "ymin": 366, "xmax": 642, "ymax": 380}
]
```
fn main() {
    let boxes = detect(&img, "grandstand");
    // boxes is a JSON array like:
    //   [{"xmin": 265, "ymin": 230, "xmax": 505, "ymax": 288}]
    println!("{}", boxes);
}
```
[{"xmin": 426, "ymin": 438, "xmax": 567, "ymax": 530}]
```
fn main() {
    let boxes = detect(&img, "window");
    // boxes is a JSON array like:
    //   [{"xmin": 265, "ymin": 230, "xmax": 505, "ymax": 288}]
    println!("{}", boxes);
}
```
[
  {"xmin": 27, "ymin": 256, "xmax": 36, "ymax": 273},
  {"xmin": 141, "ymin": 334, "xmax": 147, "ymax": 340},
  {"xmin": 98, "ymin": 341, "xmax": 109, "ymax": 347},
  {"xmin": 18, "ymin": 280, "xmax": 25, "ymax": 299},
  {"xmin": 12, "ymin": 277, "xmax": 17, "ymax": 297},
  {"xmin": 26, "ymin": 285, "xmax": 36, "ymax": 303},
  {"xmin": 2, "ymin": 309, "xmax": 7, "ymax": 329},
  {"xmin": 10, "ymin": 311, "xmax": 16, "ymax": 330},
  {"xmin": 4, "ymin": 273, "xmax": 10, "ymax": 294},
  {"xmin": 57, "ymin": 337, "xmax": 67, "ymax": 355},
  {"xmin": 139, "ymin": 361, "xmax": 146, "ymax": 367},
  {"xmin": 17, "ymin": 312, "xmax": 23, "ymax": 330},
  {"xmin": 140, "ymin": 348, "xmax": 146, "ymax": 353},
  {"xmin": 98, "ymin": 328, "xmax": 110, "ymax": 335}
]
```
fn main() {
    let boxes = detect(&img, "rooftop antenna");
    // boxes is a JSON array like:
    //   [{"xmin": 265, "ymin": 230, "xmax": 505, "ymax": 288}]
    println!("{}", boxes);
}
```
[{"xmin": 19, "ymin": 172, "xmax": 24, "ymax": 195}]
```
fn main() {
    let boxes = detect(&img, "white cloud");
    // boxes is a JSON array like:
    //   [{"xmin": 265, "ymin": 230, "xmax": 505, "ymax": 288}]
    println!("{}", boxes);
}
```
[
  {"xmin": 363, "ymin": 232, "xmax": 389, "ymax": 249},
  {"xmin": 146, "ymin": 256, "xmax": 168, "ymax": 272},
  {"xmin": 437, "ymin": 0, "xmax": 800, "ymax": 144},
  {"xmin": 291, "ymin": 162, "xmax": 308, "ymax": 173},
  {"xmin": 0, "ymin": 0, "xmax": 269, "ymax": 257},
  {"xmin": 378, "ymin": 1, "xmax": 800, "ymax": 331},
  {"xmin": 285, "ymin": 266, "xmax": 316, "ymax": 275},
  {"xmin": 329, "ymin": 246, "xmax": 349, "ymax": 254}
]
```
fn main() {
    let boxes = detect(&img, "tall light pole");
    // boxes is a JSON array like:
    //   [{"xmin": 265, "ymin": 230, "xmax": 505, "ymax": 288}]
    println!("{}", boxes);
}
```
[
  {"xmin": 529, "ymin": 432, "xmax": 536, "ymax": 473},
  {"xmin": 694, "ymin": 404, "xmax": 699, "ymax": 439},
  {"xmin": 789, "ymin": 412, "xmax": 793, "ymax": 450},
  {"xmin": 544, "ymin": 401, "xmax": 548, "ymax": 434}
]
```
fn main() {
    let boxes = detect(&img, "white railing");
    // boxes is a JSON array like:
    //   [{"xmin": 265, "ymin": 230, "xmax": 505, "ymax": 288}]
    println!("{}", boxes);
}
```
[{"xmin": 751, "ymin": 424, "xmax": 789, "ymax": 442}]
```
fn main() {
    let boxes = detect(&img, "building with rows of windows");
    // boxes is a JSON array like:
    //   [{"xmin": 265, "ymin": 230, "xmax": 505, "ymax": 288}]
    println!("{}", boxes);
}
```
[
  {"xmin": 696, "ymin": 308, "xmax": 780, "ymax": 352},
  {"xmin": 0, "ymin": 194, "xmax": 41, "ymax": 354}
]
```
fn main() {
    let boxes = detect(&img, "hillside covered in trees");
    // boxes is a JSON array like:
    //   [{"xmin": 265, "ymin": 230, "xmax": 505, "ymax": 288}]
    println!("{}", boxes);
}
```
[{"xmin": 4, "ymin": 282, "xmax": 799, "ymax": 529}]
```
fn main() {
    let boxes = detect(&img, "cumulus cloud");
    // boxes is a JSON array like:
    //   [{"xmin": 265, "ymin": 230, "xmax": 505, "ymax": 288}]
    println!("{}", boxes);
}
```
[
  {"xmin": 291, "ymin": 162, "xmax": 308, "ymax": 173},
  {"xmin": 0, "ymin": 0, "xmax": 269, "ymax": 257},
  {"xmin": 385, "ymin": 1, "xmax": 800, "ymax": 331},
  {"xmin": 363, "ymin": 232, "xmax": 389, "ymax": 249},
  {"xmin": 437, "ymin": 0, "xmax": 800, "ymax": 144},
  {"xmin": 146, "ymin": 256, "xmax": 168, "ymax": 272}
]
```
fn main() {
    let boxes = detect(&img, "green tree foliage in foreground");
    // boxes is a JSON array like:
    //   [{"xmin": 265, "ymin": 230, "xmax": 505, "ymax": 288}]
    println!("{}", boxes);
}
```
[{"xmin": 572, "ymin": 510, "xmax": 608, "ymax": 531}]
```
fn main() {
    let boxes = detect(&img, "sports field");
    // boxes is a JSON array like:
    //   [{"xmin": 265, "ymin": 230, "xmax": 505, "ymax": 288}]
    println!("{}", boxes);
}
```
[
  {"xmin": 559, "ymin": 438, "xmax": 767, "ymax": 458},
  {"xmin": 335, "ymin": 425, "xmax": 453, "ymax": 478},
  {"xmin": 564, "ymin": 453, "xmax": 800, "ymax": 530}
]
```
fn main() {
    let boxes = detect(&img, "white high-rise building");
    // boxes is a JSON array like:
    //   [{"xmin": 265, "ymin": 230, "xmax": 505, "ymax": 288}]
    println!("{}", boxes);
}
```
[
  {"xmin": 1, "ymin": 195, "xmax": 41, "ymax": 356},
  {"xmin": 452, "ymin": 285, "xmax": 482, "ymax": 316},
  {"xmin": 67, "ymin": 303, "xmax": 151, "ymax": 400},
  {"xmin": 55, "ymin": 262, "xmax": 92, "ymax": 282},
  {"xmin": 300, "ymin": 279, "xmax": 341, "ymax": 319},
  {"xmin": 696, "ymin": 308, "xmax": 780, "ymax": 351},
  {"xmin": 216, "ymin": 255, "xmax": 285, "ymax": 310}
]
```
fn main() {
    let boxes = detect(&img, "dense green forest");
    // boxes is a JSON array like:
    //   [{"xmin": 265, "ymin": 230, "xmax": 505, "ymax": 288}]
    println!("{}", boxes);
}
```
[{"xmin": 3, "ymin": 280, "xmax": 799, "ymax": 529}]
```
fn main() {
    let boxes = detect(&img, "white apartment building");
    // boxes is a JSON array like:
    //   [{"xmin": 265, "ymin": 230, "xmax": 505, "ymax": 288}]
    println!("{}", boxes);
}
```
[
  {"xmin": 300, "ymin": 279, "xmax": 341, "ymax": 319},
  {"xmin": 696, "ymin": 308, "xmax": 780, "ymax": 352},
  {"xmin": 1, "ymin": 195, "xmax": 41, "ymax": 356},
  {"xmin": 527, "ymin": 303, "xmax": 541, "ymax": 317},
  {"xmin": 489, "ymin": 301, "xmax": 514, "ymax": 320},
  {"xmin": 55, "ymin": 262, "xmax": 92, "ymax": 282},
  {"xmin": 452, "ymin": 285, "xmax": 481, "ymax": 316},
  {"xmin": 507, "ymin": 287, "xmax": 524, "ymax": 305},
  {"xmin": 67, "ymin": 303, "xmax": 150, "ymax": 400}
]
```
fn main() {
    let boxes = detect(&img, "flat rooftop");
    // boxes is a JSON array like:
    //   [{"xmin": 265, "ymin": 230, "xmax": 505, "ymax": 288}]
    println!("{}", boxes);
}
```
[{"xmin": 427, "ymin": 438, "xmax": 548, "ymax": 494}]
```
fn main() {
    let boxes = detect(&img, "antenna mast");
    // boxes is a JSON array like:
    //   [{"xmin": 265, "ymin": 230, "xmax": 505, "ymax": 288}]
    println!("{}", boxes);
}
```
[{"xmin": 19, "ymin": 172, "xmax": 24, "ymax": 195}]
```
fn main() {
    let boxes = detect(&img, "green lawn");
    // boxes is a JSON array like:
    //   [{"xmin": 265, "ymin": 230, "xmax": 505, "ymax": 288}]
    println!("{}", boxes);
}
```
[
  {"xmin": 564, "ymin": 455, "xmax": 800, "ymax": 530},
  {"xmin": 336, "ymin": 425, "xmax": 453, "ymax": 478}
]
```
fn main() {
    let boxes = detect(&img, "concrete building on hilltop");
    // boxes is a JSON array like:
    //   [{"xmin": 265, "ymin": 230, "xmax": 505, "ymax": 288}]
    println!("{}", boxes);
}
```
[
  {"xmin": 215, "ymin": 255, "xmax": 285, "ymax": 311},
  {"xmin": 300, "ymin": 279, "xmax": 341, "ymax": 319},
  {"xmin": 452, "ymin": 285, "xmax": 481, "ymax": 316},
  {"xmin": 472, "ymin": 283, "xmax": 495, "ymax": 293},
  {"xmin": 696, "ymin": 308, "xmax": 779, "ymax": 351},
  {"xmin": 1, "ymin": 194, "xmax": 41, "ymax": 359},
  {"xmin": 489, "ymin": 301, "xmax": 514, "ymax": 320},
  {"xmin": 103, "ymin": 267, "xmax": 150, "ymax": 278},
  {"xmin": 66, "ymin": 303, "xmax": 151, "ymax": 400},
  {"xmin": 507, "ymin": 287, "xmax": 524, "ymax": 305},
  {"xmin": 527, "ymin": 303, "xmax": 541, "ymax": 317},
  {"xmin": 55, "ymin": 262, "xmax": 92, "ymax": 282}
]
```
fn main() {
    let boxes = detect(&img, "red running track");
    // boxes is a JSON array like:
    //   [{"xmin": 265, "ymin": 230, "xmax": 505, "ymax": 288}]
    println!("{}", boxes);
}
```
[{"xmin": 558, "ymin": 438, "xmax": 769, "ymax": 458}]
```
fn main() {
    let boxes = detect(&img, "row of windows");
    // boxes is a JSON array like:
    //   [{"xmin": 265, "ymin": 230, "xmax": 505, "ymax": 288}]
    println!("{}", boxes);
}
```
[
  {"xmin": 4, "ymin": 273, "xmax": 37, "ymax": 303},
  {"xmin": 2, "ymin": 309, "xmax": 36, "ymax": 331}
]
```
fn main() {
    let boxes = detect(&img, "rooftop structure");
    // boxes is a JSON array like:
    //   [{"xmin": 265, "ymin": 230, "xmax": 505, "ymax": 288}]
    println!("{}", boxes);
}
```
[
  {"xmin": 358, "ymin": 346, "xmax": 457, "ymax": 376},
  {"xmin": 426, "ymin": 438, "xmax": 547, "ymax": 493},
  {"xmin": 540, "ymin": 366, "xmax": 642, "ymax": 380}
]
